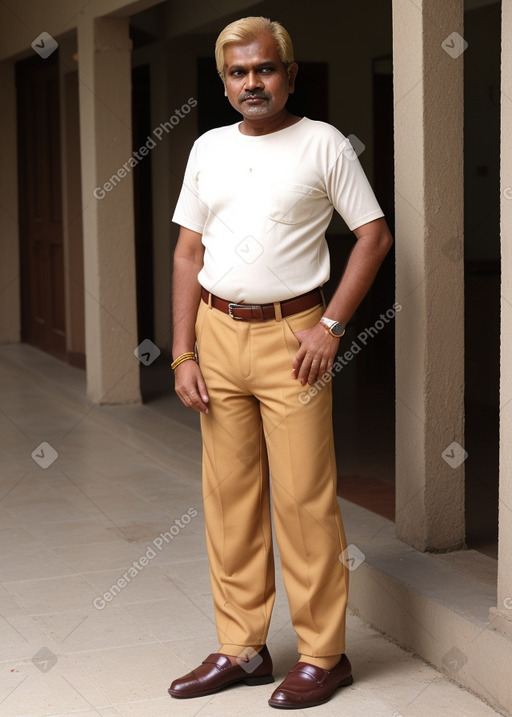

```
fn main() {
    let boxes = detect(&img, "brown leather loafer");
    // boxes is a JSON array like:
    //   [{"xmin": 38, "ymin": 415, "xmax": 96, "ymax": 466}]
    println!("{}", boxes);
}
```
[
  {"xmin": 168, "ymin": 645, "xmax": 274, "ymax": 699},
  {"xmin": 268, "ymin": 654, "xmax": 353, "ymax": 709}
]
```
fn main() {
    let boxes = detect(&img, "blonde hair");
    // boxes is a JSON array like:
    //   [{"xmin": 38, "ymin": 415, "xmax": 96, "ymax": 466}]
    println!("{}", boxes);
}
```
[{"xmin": 215, "ymin": 16, "xmax": 294, "ymax": 79}]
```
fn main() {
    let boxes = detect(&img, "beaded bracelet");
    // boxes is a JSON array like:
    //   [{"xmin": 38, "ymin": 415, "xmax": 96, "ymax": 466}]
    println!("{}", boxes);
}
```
[{"xmin": 171, "ymin": 352, "xmax": 196, "ymax": 370}]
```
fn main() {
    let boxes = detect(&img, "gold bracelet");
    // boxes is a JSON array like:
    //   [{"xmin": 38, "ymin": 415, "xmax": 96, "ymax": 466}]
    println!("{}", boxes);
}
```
[
  {"xmin": 171, "ymin": 352, "xmax": 196, "ymax": 370},
  {"xmin": 172, "ymin": 355, "xmax": 195, "ymax": 370}
]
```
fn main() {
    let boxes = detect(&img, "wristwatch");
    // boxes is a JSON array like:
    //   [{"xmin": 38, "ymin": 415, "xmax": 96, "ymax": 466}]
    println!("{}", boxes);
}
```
[{"xmin": 320, "ymin": 316, "xmax": 346, "ymax": 338}]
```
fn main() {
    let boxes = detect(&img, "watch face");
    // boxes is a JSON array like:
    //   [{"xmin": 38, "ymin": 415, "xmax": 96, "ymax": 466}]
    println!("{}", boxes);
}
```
[{"xmin": 331, "ymin": 322, "xmax": 345, "ymax": 337}]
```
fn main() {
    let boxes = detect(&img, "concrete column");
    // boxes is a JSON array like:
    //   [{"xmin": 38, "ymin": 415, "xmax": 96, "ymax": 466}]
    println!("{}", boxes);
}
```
[
  {"xmin": 0, "ymin": 61, "xmax": 20, "ymax": 343},
  {"xmin": 393, "ymin": 0, "xmax": 465, "ymax": 551},
  {"xmin": 492, "ymin": 0, "xmax": 512, "ymax": 637},
  {"xmin": 77, "ymin": 16, "xmax": 141, "ymax": 404}
]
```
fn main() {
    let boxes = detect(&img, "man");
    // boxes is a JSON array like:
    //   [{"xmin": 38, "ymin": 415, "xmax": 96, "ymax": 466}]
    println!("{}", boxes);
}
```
[{"xmin": 169, "ymin": 16, "xmax": 393, "ymax": 710}]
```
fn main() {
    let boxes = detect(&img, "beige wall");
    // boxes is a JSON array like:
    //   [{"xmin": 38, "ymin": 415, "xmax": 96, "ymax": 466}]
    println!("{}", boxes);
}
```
[{"xmin": 0, "ymin": 0, "xmax": 161, "ymax": 62}]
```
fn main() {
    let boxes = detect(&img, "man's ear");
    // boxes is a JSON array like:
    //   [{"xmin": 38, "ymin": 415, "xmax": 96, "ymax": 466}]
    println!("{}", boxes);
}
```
[
  {"xmin": 287, "ymin": 62, "xmax": 299, "ymax": 94},
  {"xmin": 218, "ymin": 71, "xmax": 227, "ymax": 96}
]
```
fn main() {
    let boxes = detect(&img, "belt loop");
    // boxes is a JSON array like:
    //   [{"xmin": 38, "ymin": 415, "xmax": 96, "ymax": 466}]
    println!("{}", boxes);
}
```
[
  {"xmin": 274, "ymin": 301, "xmax": 282, "ymax": 322},
  {"xmin": 319, "ymin": 287, "xmax": 326, "ymax": 308},
  {"xmin": 207, "ymin": 291, "xmax": 212, "ymax": 309}
]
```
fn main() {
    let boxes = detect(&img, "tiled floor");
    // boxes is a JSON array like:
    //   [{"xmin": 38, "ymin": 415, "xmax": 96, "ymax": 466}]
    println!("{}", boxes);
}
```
[{"xmin": 0, "ymin": 345, "xmax": 503, "ymax": 716}]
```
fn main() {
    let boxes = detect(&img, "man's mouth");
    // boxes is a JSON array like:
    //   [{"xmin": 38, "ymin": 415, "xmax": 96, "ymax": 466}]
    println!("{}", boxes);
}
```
[{"xmin": 241, "ymin": 94, "xmax": 269, "ymax": 103}]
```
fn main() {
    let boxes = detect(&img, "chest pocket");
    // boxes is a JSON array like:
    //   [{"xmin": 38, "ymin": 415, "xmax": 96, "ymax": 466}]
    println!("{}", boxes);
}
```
[{"xmin": 267, "ymin": 183, "xmax": 326, "ymax": 225}]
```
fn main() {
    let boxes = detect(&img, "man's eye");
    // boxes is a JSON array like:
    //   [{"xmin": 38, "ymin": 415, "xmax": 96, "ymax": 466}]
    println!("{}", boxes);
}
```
[{"xmin": 260, "ymin": 67, "xmax": 273, "ymax": 73}]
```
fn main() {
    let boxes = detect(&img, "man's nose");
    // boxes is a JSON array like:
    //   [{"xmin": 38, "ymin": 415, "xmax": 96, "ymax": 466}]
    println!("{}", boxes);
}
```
[{"xmin": 244, "ymin": 70, "xmax": 263, "ymax": 90}]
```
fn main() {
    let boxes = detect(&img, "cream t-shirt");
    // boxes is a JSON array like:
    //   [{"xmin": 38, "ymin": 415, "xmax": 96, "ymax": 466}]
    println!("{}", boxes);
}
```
[{"xmin": 172, "ymin": 117, "xmax": 384, "ymax": 304}]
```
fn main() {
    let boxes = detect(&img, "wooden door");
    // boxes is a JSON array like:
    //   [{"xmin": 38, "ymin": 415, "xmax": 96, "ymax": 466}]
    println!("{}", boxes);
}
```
[{"xmin": 17, "ymin": 52, "xmax": 66, "ymax": 359}]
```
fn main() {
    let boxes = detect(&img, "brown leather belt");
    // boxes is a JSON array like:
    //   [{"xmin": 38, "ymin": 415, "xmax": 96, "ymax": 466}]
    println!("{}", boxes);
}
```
[{"xmin": 201, "ymin": 287, "xmax": 323, "ymax": 322}]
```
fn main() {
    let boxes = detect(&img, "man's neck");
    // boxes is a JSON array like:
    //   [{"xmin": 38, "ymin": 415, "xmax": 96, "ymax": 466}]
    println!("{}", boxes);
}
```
[{"xmin": 238, "ymin": 111, "xmax": 302, "ymax": 136}]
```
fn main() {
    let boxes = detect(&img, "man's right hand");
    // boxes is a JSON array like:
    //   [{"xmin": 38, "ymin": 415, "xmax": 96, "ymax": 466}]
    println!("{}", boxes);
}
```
[{"xmin": 174, "ymin": 360, "xmax": 210, "ymax": 414}]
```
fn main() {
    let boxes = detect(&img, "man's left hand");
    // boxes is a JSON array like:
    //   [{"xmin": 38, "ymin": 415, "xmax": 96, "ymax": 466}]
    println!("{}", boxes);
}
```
[{"xmin": 291, "ymin": 323, "xmax": 341, "ymax": 386}]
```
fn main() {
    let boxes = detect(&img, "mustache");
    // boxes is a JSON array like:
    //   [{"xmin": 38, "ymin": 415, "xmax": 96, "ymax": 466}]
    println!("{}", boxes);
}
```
[{"xmin": 239, "ymin": 90, "xmax": 271, "ymax": 102}]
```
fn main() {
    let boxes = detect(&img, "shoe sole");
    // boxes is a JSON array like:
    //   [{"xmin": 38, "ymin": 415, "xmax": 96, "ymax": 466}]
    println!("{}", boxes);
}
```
[
  {"xmin": 268, "ymin": 674, "xmax": 354, "ymax": 709},
  {"xmin": 169, "ymin": 673, "xmax": 275, "ymax": 699}
]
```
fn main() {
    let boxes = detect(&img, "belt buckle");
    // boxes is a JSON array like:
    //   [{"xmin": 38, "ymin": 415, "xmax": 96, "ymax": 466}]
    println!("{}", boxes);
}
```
[
  {"xmin": 228, "ymin": 302, "xmax": 246, "ymax": 320},
  {"xmin": 228, "ymin": 302, "xmax": 262, "ymax": 320}
]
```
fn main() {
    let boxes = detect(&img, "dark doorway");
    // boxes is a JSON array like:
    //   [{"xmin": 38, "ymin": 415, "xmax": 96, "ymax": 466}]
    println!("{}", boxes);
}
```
[
  {"xmin": 132, "ymin": 63, "xmax": 155, "ymax": 343},
  {"xmin": 334, "ymin": 55, "xmax": 396, "ymax": 517},
  {"xmin": 360, "ymin": 55, "xmax": 396, "ymax": 386},
  {"xmin": 17, "ymin": 52, "xmax": 66, "ymax": 359},
  {"xmin": 463, "ymin": 3, "xmax": 500, "ymax": 559}
]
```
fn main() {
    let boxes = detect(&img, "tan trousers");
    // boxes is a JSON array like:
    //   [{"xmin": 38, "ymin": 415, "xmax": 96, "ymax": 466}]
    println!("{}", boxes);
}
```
[{"xmin": 195, "ymin": 296, "xmax": 349, "ymax": 658}]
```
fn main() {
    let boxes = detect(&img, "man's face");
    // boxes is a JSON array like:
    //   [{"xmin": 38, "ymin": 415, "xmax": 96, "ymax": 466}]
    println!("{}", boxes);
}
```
[{"xmin": 223, "ymin": 32, "xmax": 297, "ymax": 122}]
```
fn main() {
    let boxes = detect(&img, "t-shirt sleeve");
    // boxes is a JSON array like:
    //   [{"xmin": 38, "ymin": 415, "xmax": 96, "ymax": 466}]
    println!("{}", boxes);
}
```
[
  {"xmin": 326, "ymin": 133, "xmax": 384, "ymax": 231},
  {"xmin": 172, "ymin": 141, "xmax": 208, "ymax": 234}
]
